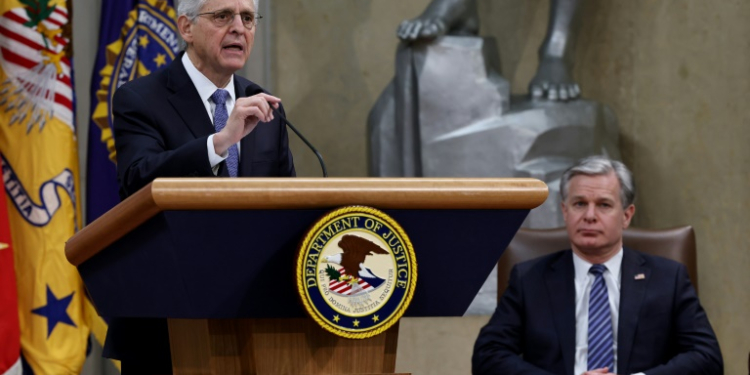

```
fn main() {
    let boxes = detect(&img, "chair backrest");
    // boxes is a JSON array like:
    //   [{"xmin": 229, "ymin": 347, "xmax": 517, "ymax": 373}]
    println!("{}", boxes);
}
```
[{"xmin": 497, "ymin": 226, "xmax": 697, "ymax": 300}]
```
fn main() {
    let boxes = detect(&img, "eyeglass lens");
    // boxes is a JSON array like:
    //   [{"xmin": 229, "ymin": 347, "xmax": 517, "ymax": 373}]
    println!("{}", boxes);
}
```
[{"xmin": 211, "ymin": 11, "xmax": 257, "ymax": 28}]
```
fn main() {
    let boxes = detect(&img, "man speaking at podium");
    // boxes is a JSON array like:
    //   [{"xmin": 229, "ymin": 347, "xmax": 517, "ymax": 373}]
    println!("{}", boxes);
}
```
[
  {"xmin": 473, "ymin": 157, "xmax": 722, "ymax": 375},
  {"xmin": 113, "ymin": 0, "xmax": 294, "ymax": 199},
  {"xmin": 106, "ymin": 0, "xmax": 295, "ymax": 373}
]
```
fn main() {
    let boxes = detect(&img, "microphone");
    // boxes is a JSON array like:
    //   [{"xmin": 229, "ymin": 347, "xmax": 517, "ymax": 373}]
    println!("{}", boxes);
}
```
[{"xmin": 245, "ymin": 86, "xmax": 328, "ymax": 177}]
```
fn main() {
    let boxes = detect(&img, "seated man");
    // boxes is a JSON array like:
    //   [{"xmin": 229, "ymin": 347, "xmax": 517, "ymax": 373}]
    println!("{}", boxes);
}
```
[{"xmin": 473, "ymin": 156, "xmax": 722, "ymax": 375}]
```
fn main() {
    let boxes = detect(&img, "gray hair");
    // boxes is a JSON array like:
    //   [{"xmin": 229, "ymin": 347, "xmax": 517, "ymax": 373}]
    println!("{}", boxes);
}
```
[
  {"xmin": 177, "ymin": 0, "xmax": 260, "ymax": 50},
  {"xmin": 559, "ymin": 156, "xmax": 636, "ymax": 208}
]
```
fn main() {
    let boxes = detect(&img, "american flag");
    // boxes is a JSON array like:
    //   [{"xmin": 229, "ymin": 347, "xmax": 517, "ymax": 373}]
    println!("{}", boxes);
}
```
[
  {"xmin": 328, "ymin": 268, "xmax": 376, "ymax": 296},
  {"xmin": 0, "ymin": 5, "xmax": 73, "ymax": 129}
]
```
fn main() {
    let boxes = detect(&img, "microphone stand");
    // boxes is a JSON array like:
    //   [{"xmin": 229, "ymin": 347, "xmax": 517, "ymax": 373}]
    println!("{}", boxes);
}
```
[{"xmin": 271, "ymin": 106, "xmax": 328, "ymax": 178}]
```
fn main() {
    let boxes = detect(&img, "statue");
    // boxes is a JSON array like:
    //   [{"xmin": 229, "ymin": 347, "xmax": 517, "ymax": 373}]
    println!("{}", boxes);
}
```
[{"xmin": 368, "ymin": 0, "xmax": 621, "ymax": 314}]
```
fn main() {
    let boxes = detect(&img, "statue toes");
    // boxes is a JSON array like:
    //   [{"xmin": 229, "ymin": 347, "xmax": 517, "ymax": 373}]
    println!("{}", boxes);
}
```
[
  {"xmin": 531, "ymin": 85, "xmax": 544, "ymax": 98},
  {"xmin": 421, "ymin": 21, "xmax": 442, "ymax": 38},
  {"xmin": 408, "ymin": 22, "xmax": 423, "ymax": 40},
  {"xmin": 558, "ymin": 87, "xmax": 569, "ymax": 101},
  {"xmin": 547, "ymin": 84, "xmax": 559, "ymax": 101},
  {"xmin": 567, "ymin": 85, "xmax": 579, "ymax": 99},
  {"xmin": 397, "ymin": 20, "xmax": 418, "ymax": 40}
]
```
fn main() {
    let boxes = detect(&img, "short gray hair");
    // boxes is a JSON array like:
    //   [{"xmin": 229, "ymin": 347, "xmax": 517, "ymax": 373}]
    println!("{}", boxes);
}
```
[
  {"xmin": 559, "ymin": 156, "xmax": 636, "ymax": 208},
  {"xmin": 177, "ymin": 0, "xmax": 260, "ymax": 50}
]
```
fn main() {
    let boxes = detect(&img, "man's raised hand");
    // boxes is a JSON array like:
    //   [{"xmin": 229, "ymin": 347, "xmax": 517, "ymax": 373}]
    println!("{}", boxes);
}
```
[{"xmin": 213, "ymin": 93, "xmax": 281, "ymax": 155}]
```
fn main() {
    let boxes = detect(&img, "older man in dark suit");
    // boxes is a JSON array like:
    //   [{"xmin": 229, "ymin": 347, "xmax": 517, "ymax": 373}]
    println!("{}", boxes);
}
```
[
  {"xmin": 113, "ymin": 0, "xmax": 294, "ymax": 199},
  {"xmin": 106, "ymin": 0, "xmax": 293, "ymax": 373},
  {"xmin": 473, "ymin": 156, "xmax": 722, "ymax": 375}
]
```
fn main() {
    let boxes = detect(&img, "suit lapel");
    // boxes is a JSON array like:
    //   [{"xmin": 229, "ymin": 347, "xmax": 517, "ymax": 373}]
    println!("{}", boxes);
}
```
[
  {"xmin": 617, "ymin": 248, "xmax": 649, "ymax": 375},
  {"xmin": 239, "ymin": 130, "xmax": 256, "ymax": 177},
  {"xmin": 234, "ymin": 78, "xmax": 254, "ymax": 177},
  {"xmin": 235, "ymin": 80, "xmax": 269, "ymax": 177},
  {"xmin": 165, "ymin": 55, "xmax": 215, "ymax": 140},
  {"xmin": 545, "ymin": 251, "xmax": 576, "ymax": 375}
]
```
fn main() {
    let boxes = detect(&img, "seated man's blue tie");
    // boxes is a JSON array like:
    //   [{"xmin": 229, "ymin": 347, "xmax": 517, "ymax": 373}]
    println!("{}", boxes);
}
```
[
  {"xmin": 211, "ymin": 89, "xmax": 238, "ymax": 177},
  {"xmin": 588, "ymin": 264, "xmax": 614, "ymax": 370}
]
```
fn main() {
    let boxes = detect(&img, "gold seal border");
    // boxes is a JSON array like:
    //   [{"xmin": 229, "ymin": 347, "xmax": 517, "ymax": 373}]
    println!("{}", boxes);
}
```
[{"xmin": 295, "ymin": 206, "xmax": 418, "ymax": 339}]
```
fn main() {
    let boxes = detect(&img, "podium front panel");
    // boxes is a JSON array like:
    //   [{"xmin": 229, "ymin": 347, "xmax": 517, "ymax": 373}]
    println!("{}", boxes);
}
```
[{"xmin": 80, "ymin": 208, "xmax": 529, "ymax": 319}]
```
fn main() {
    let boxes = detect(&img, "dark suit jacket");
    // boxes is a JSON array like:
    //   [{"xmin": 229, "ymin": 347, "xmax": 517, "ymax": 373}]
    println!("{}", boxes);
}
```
[
  {"xmin": 113, "ymin": 53, "xmax": 295, "ymax": 199},
  {"xmin": 473, "ymin": 248, "xmax": 722, "ymax": 375},
  {"xmin": 104, "ymin": 55, "xmax": 295, "ymax": 371}
]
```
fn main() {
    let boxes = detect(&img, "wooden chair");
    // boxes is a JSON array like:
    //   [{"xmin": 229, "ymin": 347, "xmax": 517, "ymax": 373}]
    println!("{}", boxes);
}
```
[{"xmin": 497, "ymin": 226, "xmax": 697, "ymax": 300}]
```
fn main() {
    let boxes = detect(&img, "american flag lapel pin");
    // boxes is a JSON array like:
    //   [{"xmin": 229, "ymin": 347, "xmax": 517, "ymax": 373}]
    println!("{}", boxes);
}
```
[{"xmin": 634, "ymin": 273, "xmax": 646, "ymax": 280}]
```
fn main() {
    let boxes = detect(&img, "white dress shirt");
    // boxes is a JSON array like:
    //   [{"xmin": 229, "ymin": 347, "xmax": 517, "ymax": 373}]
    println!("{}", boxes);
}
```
[
  {"xmin": 181, "ymin": 53, "xmax": 241, "ymax": 175},
  {"xmin": 573, "ymin": 249, "xmax": 622, "ymax": 375}
]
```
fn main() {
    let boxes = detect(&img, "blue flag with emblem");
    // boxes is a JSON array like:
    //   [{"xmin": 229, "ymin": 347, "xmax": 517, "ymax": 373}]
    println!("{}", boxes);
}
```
[
  {"xmin": 85, "ymin": 0, "xmax": 179, "ymax": 371},
  {"xmin": 87, "ymin": 0, "xmax": 179, "ymax": 224}
]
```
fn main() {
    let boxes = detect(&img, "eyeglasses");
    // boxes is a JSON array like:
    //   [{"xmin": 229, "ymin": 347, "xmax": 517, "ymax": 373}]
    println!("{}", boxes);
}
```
[{"xmin": 196, "ymin": 10, "xmax": 262, "ymax": 29}]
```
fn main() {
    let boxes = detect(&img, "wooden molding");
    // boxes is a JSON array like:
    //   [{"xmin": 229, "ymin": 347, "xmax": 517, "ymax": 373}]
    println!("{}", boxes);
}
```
[
  {"xmin": 66, "ymin": 184, "xmax": 158, "ymax": 266},
  {"xmin": 168, "ymin": 318, "xmax": 404, "ymax": 375},
  {"xmin": 66, "ymin": 178, "xmax": 547, "ymax": 266}
]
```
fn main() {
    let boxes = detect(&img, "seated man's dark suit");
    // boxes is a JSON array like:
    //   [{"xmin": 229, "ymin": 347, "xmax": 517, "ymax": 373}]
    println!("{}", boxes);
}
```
[
  {"xmin": 104, "ymin": 53, "xmax": 295, "ymax": 372},
  {"xmin": 473, "ymin": 248, "xmax": 722, "ymax": 375}
]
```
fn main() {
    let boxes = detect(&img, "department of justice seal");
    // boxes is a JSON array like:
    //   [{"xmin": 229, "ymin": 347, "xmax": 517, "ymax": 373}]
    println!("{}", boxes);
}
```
[{"xmin": 296, "ymin": 206, "xmax": 417, "ymax": 339}]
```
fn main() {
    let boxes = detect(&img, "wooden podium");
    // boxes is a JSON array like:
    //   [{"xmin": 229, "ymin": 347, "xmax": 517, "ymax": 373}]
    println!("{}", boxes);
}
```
[{"xmin": 66, "ymin": 178, "xmax": 547, "ymax": 375}]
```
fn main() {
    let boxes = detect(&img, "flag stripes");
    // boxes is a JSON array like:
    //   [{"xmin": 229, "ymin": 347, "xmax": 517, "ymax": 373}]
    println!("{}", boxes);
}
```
[
  {"xmin": 0, "ymin": 5, "xmax": 73, "ymax": 125},
  {"xmin": 328, "ymin": 268, "xmax": 374, "ymax": 296}
]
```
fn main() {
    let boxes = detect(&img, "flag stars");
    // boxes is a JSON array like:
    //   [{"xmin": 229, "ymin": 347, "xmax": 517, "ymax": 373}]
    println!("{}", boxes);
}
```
[
  {"xmin": 353, "ymin": 319, "xmax": 360, "ymax": 327},
  {"xmin": 333, "ymin": 314, "xmax": 340, "ymax": 323},
  {"xmin": 372, "ymin": 315, "xmax": 379, "ymax": 322},
  {"xmin": 153, "ymin": 53, "xmax": 167, "ymax": 67},
  {"xmin": 138, "ymin": 35, "xmax": 149, "ymax": 47},
  {"xmin": 31, "ymin": 285, "xmax": 77, "ymax": 338}
]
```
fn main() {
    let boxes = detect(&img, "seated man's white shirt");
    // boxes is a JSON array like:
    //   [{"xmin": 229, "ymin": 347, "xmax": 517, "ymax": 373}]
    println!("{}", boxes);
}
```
[{"xmin": 181, "ymin": 53, "xmax": 241, "ymax": 175}]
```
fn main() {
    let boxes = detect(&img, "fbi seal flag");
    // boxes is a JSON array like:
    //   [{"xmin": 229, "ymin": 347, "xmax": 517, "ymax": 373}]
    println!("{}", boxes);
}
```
[
  {"xmin": 297, "ymin": 206, "xmax": 417, "ymax": 339},
  {"xmin": 92, "ymin": 0, "xmax": 179, "ymax": 162}
]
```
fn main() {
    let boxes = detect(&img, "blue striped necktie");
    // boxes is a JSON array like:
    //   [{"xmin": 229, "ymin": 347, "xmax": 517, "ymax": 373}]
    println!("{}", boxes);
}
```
[
  {"xmin": 211, "ymin": 89, "xmax": 238, "ymax": 177},
  {"xmin": 587, "ymin": 264, "xmax": 614, "ymax": 371}
]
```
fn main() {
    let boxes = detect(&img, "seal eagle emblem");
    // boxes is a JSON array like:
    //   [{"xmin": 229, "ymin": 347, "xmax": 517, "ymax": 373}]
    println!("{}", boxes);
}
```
[{"xmin": 296, "ymin": 206, "xmax": 417, "ymax": 339}]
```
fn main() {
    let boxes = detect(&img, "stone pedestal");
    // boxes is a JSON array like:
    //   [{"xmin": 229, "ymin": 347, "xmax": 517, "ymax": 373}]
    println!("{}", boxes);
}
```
[{"xmin": 368, "ymin": 36, "xmax": 509, "ymax": 177}]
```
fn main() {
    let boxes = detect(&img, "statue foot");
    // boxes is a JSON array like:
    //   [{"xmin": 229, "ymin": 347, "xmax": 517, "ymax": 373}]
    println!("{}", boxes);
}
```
[
  {"xmin": 398, "ymin": 16, "xmax": 448, "ymax": 41},
  {"xmin": 397, "ymin": 0, "xmax": 479, "ymax": 41},
  {"xmin": 529, "ymin": 57, "xmax": 580, "ymax": 101}
]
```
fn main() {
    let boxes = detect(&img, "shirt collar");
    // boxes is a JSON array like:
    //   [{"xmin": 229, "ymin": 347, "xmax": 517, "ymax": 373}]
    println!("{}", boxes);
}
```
[
  {"xmin": 181, "ymin": 53, "xmax": 236, "ymax": 104},
  {"xmin": 572, "ymin": 247, "xmax": 623, "ymax": 283}
]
